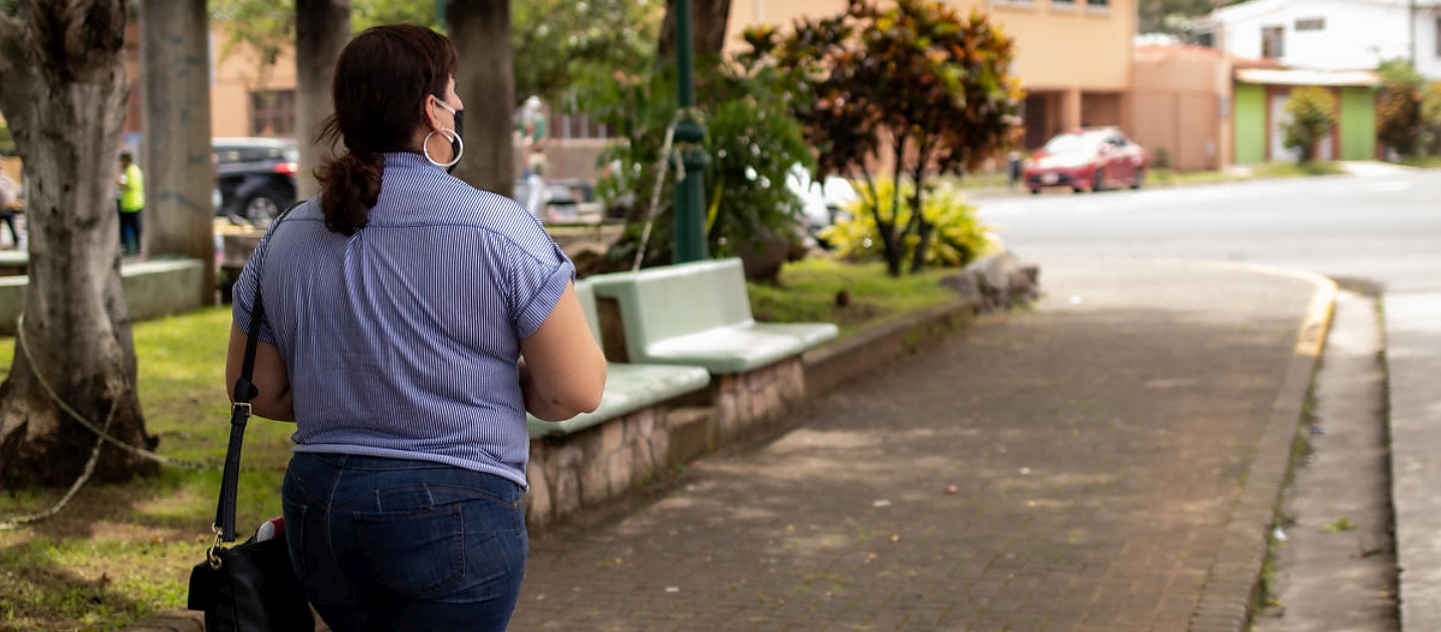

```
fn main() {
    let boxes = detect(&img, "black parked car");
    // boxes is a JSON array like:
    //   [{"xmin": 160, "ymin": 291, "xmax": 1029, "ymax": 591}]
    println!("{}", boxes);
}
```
[{"xmin": 213, "ymin": 137, "xmax": 298, "ymax": 227}]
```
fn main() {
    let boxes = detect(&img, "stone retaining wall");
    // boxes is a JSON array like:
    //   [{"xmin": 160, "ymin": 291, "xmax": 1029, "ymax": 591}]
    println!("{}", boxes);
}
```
[
  {"xmin": 713, "ymin": 357, "xmax": 807, "ymax": 440},
  {"xmin": 526, "ymin": 405, "xmax": 672, "ymax": 529},
  {"xmin": 0, "ymin": 258, "xmax": 205, "ymax": 335}
]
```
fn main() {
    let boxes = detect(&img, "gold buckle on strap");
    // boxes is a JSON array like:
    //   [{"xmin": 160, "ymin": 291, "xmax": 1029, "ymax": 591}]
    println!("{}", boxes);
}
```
[{"xmin": 207, "ymin": 524, "xmax": 224, "ymax": 569}]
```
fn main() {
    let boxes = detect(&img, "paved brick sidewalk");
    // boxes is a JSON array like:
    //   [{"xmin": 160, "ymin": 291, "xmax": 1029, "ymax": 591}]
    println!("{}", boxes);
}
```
[{"xmin": 508, "ymin": 258, "xmax": 1323, "ymax": 632}]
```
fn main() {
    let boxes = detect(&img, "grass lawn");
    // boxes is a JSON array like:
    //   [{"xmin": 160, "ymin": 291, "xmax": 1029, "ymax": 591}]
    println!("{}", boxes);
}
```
[
  {"xmin": 748, "ymin": 257, "xmax": 962, "ymax": 338},
  {"xmin": 1398, "ymin": 156, "xmax": 1441, "ymax": 168},
  {"xmin": 0, "ymin": 306, "xmax": 298, "ymax": 632},
  {"xmin": 0, "ymin": 256, "xmax": 964, "ymax": 631},
  {"xmin": 1149, "ymin": 161, "xmax": 1345, "ymax": 187},
  {"xmin": 938, "ymin": 161, "xmax": 1347, "ymax": 196}
]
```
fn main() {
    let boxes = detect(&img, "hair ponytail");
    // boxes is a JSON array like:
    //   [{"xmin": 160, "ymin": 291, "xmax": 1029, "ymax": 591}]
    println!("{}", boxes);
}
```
[{"xmin": 316, "ymin": 116, "xmax": 383, "ymax": 236}]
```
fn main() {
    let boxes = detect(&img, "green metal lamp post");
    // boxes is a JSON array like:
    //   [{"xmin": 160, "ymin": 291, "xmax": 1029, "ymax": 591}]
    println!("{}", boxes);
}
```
[{"xmin": 672, "ymin": 0, "xmax": 710, "ymax": 263}]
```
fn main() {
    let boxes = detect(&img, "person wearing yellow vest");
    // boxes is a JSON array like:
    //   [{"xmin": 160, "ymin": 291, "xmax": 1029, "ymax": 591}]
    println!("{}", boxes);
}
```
[{"xmin": 116, "ymin": 152, "xmax": 144, "ymax": 256}]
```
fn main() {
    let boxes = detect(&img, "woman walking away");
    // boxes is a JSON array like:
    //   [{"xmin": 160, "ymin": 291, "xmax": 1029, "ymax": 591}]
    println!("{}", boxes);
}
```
[{"xmin": 225, "ymin": 24, "xmax": 606, "ymax": 632}]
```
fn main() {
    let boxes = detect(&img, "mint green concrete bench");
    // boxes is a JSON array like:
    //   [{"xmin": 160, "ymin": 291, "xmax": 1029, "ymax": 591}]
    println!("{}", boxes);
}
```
[
  {"xmin": 586, "ymin": 258, "xmax": 839, "ymax": 374},
  {"xmin": 526, "ymin": 280, "xmax": 710, "ymax": 439},
  {"xmin": 0, "ymin": 257, "xmax": 205, "ymax": 336}
]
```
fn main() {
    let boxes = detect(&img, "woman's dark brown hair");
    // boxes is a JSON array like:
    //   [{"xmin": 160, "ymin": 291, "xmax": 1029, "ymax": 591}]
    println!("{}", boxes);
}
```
[{"xmin": 315, "ymin": 25, "xmax": 458, "ymax": 235}]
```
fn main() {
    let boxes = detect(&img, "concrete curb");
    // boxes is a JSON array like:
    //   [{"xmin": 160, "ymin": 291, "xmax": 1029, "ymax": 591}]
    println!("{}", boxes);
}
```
[
  {"xmin": 1188, "ymin": 264, "xmax": 1338, "ymax": 632},
  {"xmin": 1383, "ymin": 291, "xmax": 1441, "ymax": 631}
]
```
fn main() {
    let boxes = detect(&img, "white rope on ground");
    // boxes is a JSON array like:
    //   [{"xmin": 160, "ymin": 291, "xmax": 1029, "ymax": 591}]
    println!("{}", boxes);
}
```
[
  {"xmin": 13, "ymin": 313, "xmax": 212, "ymax": 471},
  {"xmin": 0, "ymin": 398, "xmax": 116, "ymax": 530}
]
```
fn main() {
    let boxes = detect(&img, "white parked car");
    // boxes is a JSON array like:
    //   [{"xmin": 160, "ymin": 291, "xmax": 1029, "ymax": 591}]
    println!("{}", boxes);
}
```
[{"xmin": 786, "ymin": 164, "xmax": 859, "ymax": 237}]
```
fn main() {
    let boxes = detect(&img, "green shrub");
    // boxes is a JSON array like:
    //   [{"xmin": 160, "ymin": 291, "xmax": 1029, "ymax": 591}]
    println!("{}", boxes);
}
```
[
  {"xmin": 581, "ymin": 56, "xmax": 812, "ymax": 273},
  {"xmin": 746, "ymin": 0, "xmax": 1022, "ymax": 276},
  {"xmin": 1376, "ymin": 59, "xmax": 1441, "ymax": 158},
  {"xmin": 822, "ymin": 179, "xmax": 994, "ymax": 269},
  {"xmin": 1283, "ymin": 87, "xmax": 1337, "ymax": 163}
]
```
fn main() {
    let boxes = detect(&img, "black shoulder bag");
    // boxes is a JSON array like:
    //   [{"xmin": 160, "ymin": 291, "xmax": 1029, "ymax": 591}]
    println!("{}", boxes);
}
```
[{"xmin": 187, "ymin": 208, "xmax": 315, "ymax": 632}]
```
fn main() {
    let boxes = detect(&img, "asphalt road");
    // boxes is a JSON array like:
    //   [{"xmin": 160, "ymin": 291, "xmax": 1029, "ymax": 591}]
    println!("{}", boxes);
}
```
[
  {"xmin": 973, "ymin": 166, "xmax": 1441, "ymax": 631},
  {"xmin": 973, "ymin": 166, "xmax": 1441, "ymax": 293}
]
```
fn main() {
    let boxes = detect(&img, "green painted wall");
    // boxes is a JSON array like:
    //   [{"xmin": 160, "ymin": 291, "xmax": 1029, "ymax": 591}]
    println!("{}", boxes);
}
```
[
  {"xmin": 1340, "ymin": 88, "xmax": 1376, "ymax": 161},
  {"xmin": 1234, "ymin": 84, "xmax": 1267, "ymax": 165}
]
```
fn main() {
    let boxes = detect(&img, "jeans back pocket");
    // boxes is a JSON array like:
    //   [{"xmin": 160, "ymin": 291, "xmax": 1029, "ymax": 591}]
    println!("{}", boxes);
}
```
[{"xmin": 353, "ymin": 504, "xmax": 466, "ymax": 596}]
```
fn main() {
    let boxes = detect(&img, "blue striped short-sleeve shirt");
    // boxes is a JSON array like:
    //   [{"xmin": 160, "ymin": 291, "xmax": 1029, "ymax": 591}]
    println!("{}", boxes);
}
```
[{"xmin": 232, "ymin": 152, "xmax": 575, "ymax": 488}]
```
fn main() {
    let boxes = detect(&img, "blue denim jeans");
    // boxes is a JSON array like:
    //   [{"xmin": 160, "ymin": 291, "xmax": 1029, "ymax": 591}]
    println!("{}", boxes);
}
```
[{"xmin": 281, "ymin": 453, "xmax": 528, "ymax": 632}]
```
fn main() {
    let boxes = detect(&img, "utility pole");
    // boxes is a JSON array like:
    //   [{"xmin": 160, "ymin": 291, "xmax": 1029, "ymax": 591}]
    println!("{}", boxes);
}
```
[
  {"xmin": 672, "ymin": 0, "xmax": 710, "ymax": 264},
  {"xmin": 1411, "ymin": 0, "xmax": 1416, "ymax": 66}
]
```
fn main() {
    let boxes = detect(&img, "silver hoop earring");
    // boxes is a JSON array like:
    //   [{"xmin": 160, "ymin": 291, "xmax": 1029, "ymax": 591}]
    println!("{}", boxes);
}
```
[{"xmin": 422, "ymin": 128, "xmax": 464, "ymax": 168}]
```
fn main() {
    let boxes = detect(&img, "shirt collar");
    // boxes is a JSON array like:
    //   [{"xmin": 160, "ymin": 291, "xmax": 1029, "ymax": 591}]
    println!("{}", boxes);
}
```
[{"xmin": 383, "ymin": 151, "xmax": 445, "ymax": 173}]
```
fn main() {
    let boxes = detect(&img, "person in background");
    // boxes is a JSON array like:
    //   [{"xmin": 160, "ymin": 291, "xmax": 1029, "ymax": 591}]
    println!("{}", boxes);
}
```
[
  {"xmin": 517, "ymin": 95, "xmax": 546, "ymax": 148},
  {"xmin": 225, "ymin": 25, "xmax": 606, "ymax": 632},
  {"xmin": 116, "ymin": 152, "xmax": 144, "ymax": 255},
  {"xmin": 524, "ymin": 143, "xmax": 550, "ymax": 220},
  {"xmin": 0, "ymin": 171, "xmax": 21, "ymax": 249}
]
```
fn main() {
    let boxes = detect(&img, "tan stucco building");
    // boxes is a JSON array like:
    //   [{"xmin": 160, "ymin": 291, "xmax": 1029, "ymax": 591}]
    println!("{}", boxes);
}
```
[
  {"xmin": 211, "ymin": 0, "xmax": 1139, "ymax": 152},
  {"xmin": 120, "ymin": 28, "xmax": 300, "ymax": 141},
  {"xmin": 211, "ymin": 38, "xmax": 301, "ymax": 139},
  {"xmin": 121, "ymin": 0, "xmax": 1136, "ymax": 176},
  {"xmin": 726, "ymin": 0, "xmax": 1136, "ymax": 148}
]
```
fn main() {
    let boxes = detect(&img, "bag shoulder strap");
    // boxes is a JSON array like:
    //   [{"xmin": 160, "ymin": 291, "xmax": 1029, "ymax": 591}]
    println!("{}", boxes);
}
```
[{"xmin": 214, "ymin": 202, "xmax": 305, "ymax": 543}]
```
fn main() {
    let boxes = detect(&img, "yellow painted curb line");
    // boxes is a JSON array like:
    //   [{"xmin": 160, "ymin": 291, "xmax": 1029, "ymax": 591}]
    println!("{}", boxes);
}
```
[{"xmin": 1172, "ymin": 259, "xmax": 1337, "ymax": 358}]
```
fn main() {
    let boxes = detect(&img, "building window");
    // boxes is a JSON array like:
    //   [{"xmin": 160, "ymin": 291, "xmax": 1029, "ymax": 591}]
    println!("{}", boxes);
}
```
[
  {"xmin": 1052, "ymin": 0, "xmax": 1076, "ymax": 8},
  {"xmin": 1261, "ymin": 26, "xmax": 1285, "ymax": 59},
  {"xmin": 1294, "ymin": 18, "xmax": 1324, "ymax": 31},
  {"xmin": 1087, "ymin": 0, "xmax": 1107, "ymax": 8},
  {"xmin": 1195, "ymin": 31, "xmax": 1215, "ymax": 47},
  {"xmin": 250, "ymin": 90, "xmax": 295, "ymax": 137}
]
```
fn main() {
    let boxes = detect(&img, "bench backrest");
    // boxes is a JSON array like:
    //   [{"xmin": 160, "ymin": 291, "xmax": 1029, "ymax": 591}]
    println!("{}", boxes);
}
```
[
  {"xmin": 571, "ymin": 279, "xmax": 604, "ymax": 347},
  {"xmin": 587, "ymin": 258, "xmax": 754, "ymax": 352}
]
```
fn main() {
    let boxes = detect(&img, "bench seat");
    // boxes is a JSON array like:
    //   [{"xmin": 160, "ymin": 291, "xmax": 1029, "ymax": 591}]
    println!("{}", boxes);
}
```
[
  {"xmin": 527, "ymin": 362, "xmax": 709, "ymax": 439},
  {"xmin": 587, "ymin": 258, "xmax": 839, "ymax": 374},
  {"xmin": 526, "ymin": 279, "xmax": 710, "ymax": 439},
  {"xmin": 645, "ymin": 323, "xmax": 839, "ymax": 374}
]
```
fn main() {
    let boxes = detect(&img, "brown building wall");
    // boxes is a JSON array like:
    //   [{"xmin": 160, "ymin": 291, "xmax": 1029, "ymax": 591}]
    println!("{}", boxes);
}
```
[{"xmin": 1131, "ymin": 44, "xmax": 1232, "ymax": 170}]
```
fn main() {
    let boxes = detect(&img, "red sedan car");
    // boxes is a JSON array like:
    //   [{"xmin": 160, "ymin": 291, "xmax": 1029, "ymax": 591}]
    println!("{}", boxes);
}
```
[{"xmin": 1023, "ymin": 128, "xmax": 1147, "ymax": 194}]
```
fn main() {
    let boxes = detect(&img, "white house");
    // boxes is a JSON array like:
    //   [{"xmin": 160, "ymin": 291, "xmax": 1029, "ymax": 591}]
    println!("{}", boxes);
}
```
[{"xmin": 1197, "ymin": 0, "xmax": 1441, "ymax": 79}]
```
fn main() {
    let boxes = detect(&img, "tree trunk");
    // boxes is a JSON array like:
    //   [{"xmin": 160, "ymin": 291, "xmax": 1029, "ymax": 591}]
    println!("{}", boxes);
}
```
[
  {"xmin": 141, "ymin": 0, "xmax": 215, "ymax": 304},
  {"xmin": 657, "ymin": 0, "xmax": 733, "ymax": 57},
  {"xmin": 879, "ymin": 137, "xmax": 907, "ymax": 278},
  {"xmin": 295, "ymin": 0, "xmax": 351, "ymax": 199},
  {"xmin": 908, "ymin": 179, "xmax": 931, "ymax": 273},
  {"xmin": 449, "ymin": 0, "xmax": 514, "ymax": 197},
  {"xmin": 0, "ymin": 1, "xmax": 158, "ymax": 488}
]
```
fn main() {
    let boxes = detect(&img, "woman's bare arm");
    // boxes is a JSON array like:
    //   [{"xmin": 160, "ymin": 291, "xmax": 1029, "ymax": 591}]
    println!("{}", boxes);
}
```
[
  {"xmin": 225, "ymin": 325, "xmax": 295, "ymax": 421},
  {"xmin": 519, "ymin": 283, "xmax": 607, "ymax": 421}
]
